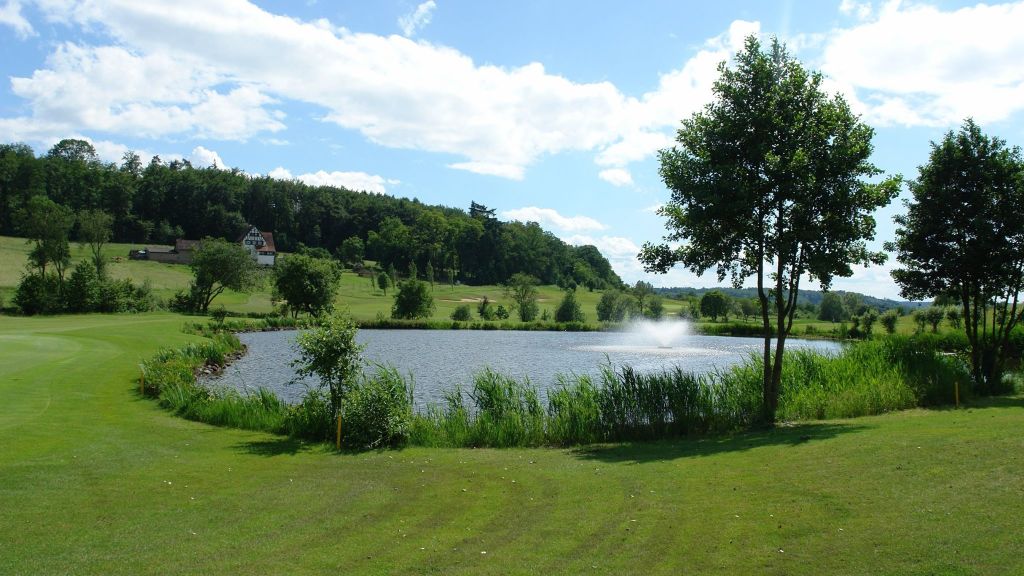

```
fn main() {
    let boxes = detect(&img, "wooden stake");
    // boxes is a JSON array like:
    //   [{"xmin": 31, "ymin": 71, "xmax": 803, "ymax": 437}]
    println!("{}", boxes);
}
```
[
  {"xmin": 336, "ymin": 413, "xmax": 342, "ymax": 450},
  {"xmin": 955, "ymin": 380, "xmax": 960, "ymax": 409}
]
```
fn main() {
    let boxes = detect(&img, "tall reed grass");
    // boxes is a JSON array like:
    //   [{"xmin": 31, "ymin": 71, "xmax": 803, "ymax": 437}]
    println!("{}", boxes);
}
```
[{"xmin": 142, "ymin": 331, "xmax": 979, "ymax": 450}]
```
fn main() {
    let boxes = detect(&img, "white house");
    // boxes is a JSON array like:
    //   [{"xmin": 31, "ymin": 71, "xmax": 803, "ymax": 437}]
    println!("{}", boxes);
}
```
[{"xmin": 238, "ymin": 225, "xmax": 277, "ymax": 266}]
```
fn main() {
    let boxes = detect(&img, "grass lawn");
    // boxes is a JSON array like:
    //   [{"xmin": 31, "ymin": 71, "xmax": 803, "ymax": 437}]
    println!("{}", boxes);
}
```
[{"xmin": 1, "ymin": 312, "xmax": 1022, "ymax": 574}]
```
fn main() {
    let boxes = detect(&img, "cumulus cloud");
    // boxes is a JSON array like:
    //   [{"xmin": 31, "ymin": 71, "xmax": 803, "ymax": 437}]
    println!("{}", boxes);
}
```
[
  {"xmin": 0, "ymin": 0, "xmax": 33, "ymax": 38},
  {"xmin": 268, "ymin": 167, "xmax": 398, "ymax": 194},
  {"xmin": 398, "ymin": 0, "xmax": 436, "ymax": 37},
  {"xmin": 597, "ymin": 168, "xmax": 634, "ymax": 187},
  {"xmin": 822, "ymin": 1, "xmax": 1024, "ymax": 126},
  {"xmin": 189, "ymin": 146, "xmax": 225, "ymax": 168},
  {"xmin": 502, "ymin": 207, "xmax": 607, "ymax": 233},
  {"xmin": 2, "ymin": 1, "xmax": 760, "ymax": 181}
]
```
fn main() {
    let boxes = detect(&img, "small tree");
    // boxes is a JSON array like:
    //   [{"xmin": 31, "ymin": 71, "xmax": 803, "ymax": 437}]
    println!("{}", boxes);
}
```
[
  {"xmin": 77, "ymin": 209, "xmax": 113, "ymax": 277},
  {"xmin": 19, "ymin": 196, "xmax": 74, "ymax": 289},
  {"xmin": 597, "ymin": 290, "xmax": 613, "ymax": 322},
  {"xmin": 554, "ymin": 289, "xmax": 586, "ymax": 323},
  {"xmin": 880, "ymin": 309, "xmax": 900, "ymax": 334},
  {"xmin": 924, "ymin": 306, "xmax": 945, "ymax": 333},
  {"xmin": 294, "ymin": 313, "xmax": 365, "ymax": 418},
  {"xmin": 425, "ymin": 260, "xmax": 435, "ymax": 288},
  {"xmin": 451, "ymin": 304, "xmax": 472, "ymax": 321},
  {"xmin": 391, "ymin": 279, "xmax": 435, "ymax": 319},
  {"xmin": 945, "ymin": 307, "xmax": 962, "ymax": 330},
  {"xmin": 740, "ymin": 298, "xmax": 759, "ymax": 321},
  {"xmin": 338, "ymin": 236, "xmax": 365, "ymax": 267},
  {"xmin": 274, "ymin": 253, "xmax": 343, "ymax": 317},
  {"xmin": 505, "ymin": 273, "xmax": 540, "ymax": 322},
  {"xmin": 188, "ymin": 238, "xmax": 255, "ymax": 313},
  {"xmin": 912, "ymin": 309, "xmax": 928, "ymax": 334},
  {"xmin": 647, "ymin": 296, "xmax": 665, "ymax": 320},
  {"xmin": 860, "ymin": 309, "xmax": 879, "ymax": 338},
  {"xmin": 477, "ymin": 296, "xmax": 495, "ymax": 320},
  {"xmin": 818, "ymin": 292, "xmax": 846, "ymax": 322},
  {"xmin": 377, "ymin": 271, "xmax": 391, "ymax": 296},
  {"xmin": 700, "ymin": 290, "xmax": 730, "ymax": 322},
  {"xmin": 632, "ymin": 281, "xmax": 655, "ymax": 316}
]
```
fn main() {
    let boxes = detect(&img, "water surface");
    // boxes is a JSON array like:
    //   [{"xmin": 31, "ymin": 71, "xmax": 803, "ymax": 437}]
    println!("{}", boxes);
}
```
[{"xmin": 205, "ymin": 327, "xmax": 842, "ymax": 408}]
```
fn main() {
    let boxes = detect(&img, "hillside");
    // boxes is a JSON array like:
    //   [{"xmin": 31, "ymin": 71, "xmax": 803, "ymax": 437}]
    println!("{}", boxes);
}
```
[{"xmin": 0, "ymin": 140, "xmax": 622, "ymax": 290}]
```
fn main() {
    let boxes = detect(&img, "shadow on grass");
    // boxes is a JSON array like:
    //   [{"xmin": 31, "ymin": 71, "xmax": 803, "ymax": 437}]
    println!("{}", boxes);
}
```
[
  {"xmin": 572, "ymin": 422, "xmax": 869, "ymax": 465},
  {"xmin": 234, "ymin": 436, "xmax": 316, "ymax": 457}
]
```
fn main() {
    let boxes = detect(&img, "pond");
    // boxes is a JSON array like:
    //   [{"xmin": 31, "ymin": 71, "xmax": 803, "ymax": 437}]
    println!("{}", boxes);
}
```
[{"xmin": 203, "ymin": 323, "xmax": 843, "ymax": 409}]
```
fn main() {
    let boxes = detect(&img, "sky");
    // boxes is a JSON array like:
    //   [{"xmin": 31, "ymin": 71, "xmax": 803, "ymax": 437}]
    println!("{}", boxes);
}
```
[{"xmin": 2, "ymin": 0, "xmax": 1023, "ymax": 300}]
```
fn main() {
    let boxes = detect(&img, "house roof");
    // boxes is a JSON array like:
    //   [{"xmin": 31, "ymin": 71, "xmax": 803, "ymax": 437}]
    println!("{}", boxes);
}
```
[{"xmin": 259, "ymin": 231, "xmax": 276, "ymax": 253}]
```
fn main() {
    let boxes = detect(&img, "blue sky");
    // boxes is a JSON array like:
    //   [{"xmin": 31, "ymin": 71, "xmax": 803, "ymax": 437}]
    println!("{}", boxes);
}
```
[{"xmin": 2, "ymin": 0, "xmax": 1023, "ymax": 299}]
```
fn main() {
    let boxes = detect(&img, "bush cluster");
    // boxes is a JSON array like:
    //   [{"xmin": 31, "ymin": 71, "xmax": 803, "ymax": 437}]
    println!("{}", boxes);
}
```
[{"xmin": 15, "ymin": 264, "xmax": 155, "ymax": 315}]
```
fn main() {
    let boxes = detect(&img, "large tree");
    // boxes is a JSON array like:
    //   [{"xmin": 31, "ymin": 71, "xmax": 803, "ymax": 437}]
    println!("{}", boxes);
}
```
[
  {"xmin": 188, "ymin": 238, "xmax": 255, "ymax": 313},
  {"xmin": 887, "ymin": 120, "xmax": 1024, "ymax": 392},
  {"xmin": 274, "ymin": 253, "xmax": 343, "ymax": 318},
  {"xmin": 640, "ymin": 36, "xmax": 899, "ymax": 425}
]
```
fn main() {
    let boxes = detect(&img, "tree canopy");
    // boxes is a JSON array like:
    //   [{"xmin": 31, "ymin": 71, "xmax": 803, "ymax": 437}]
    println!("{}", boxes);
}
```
[
  {"xmin": 640, "ymin": 36, "xmax": 899, "ymax": 424},
  {"xmin": 188, "ymin": 238, "xmax": 256, "ymax": 313},
  {"xmin": 274, "ymin": 253, "xmax": 343, "ymax": 317},
  {"xmin": 887, "ymin": 119, "xmax": 1024, "ymax": 391},
  {"xmin": 0, "ymin": 140, "xmax": 623, "ymax": 290}
]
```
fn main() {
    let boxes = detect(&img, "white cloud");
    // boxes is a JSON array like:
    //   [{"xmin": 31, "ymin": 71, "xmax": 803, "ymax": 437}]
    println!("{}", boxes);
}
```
[
  {"xmin": 189, "ymin": 145, "xmax": 225, "ymax": 168},
  {"xmin": 0, "ymin": 0, "xmax": 33, "ymax": 38},
  {"xmin": 447, "ymin": 161, "xmax": 524, "ymax": 180},
  {"xmin": 839, "ymin": 0, "xmax": 873, "ymax": 20},
  {"xmin": 269, "ymin": 167, "xmax": 397, "ymax": 194},
  {"xmin": 597, "ymin": 168, "xmax": 634, "ymax": 187},
  {"xmin": 822, "ymin": 1, "xmax": 1024, "ymax": 126},
  {"xmin": 3, "ymin": 1, "xmax": 763, "ymax": 180},
  {"xmin": 502, "ymin": 207, "xmax": 607, "ymax": 233},
  {"xmin": 8, "ymin": 43, "xmax": 284, "ymax": 140},
  {"xmin": 398, "ymin": 0, "xmax": 436, "ymax": 37}
]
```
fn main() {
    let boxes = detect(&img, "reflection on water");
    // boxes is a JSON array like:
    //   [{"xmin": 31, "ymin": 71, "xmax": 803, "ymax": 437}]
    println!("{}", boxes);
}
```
[{"xmin": 203, "ymin": 329, "xmax": 842, "ymax": 409}]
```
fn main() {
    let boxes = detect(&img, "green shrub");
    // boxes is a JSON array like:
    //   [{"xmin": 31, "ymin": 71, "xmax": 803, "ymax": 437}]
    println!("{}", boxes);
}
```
[
  {"xmin": 450, "ymin": 304, "xmax": 472, "ymax": 321},
  {"xmin": 341, "ymin": 367, "xmax": 413, "ymax": 449}
]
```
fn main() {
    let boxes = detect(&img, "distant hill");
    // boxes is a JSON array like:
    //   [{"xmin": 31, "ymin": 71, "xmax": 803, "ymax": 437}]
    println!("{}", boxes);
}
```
[{"xmin": 654, "ymin": 286, "xmax": 929, "ymax": 312}]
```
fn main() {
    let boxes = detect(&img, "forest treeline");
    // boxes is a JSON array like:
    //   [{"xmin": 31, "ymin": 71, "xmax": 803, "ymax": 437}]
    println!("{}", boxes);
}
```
[{"xmin": 0, "ymin": 139, "xmax": 622, "ymax": 288}]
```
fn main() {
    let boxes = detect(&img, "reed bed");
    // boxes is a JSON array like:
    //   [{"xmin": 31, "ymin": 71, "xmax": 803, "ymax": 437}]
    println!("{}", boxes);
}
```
[{"xmin": 141, "ymin": 333, "xmax": 982, "ymax": 450}]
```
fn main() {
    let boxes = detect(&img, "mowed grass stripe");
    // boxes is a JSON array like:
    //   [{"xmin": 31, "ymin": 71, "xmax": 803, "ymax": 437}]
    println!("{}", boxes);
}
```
[{"xmin": 1, "ymin": 313, "xmax": 1023, "ymax": 574}]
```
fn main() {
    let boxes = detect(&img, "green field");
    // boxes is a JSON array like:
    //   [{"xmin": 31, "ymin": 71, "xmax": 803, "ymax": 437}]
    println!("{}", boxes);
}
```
[
  {"xmin": 2, "ymin": 312, "xmax": 1022, "ymax": 574},
  {"xmin": 2, "ymin": 235, "xmax": 936, "ymax": 337}
]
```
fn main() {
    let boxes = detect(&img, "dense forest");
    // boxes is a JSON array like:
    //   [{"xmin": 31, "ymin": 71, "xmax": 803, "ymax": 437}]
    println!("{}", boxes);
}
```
[{"xmin": 0, "ymin": 139, "xmax": 622, "ymax": 288}]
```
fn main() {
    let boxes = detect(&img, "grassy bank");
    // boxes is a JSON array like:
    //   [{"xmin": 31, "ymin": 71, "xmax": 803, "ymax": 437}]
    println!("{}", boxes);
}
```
[{"xmin": 2, "ymin": 312, "xmax": 1024, "ymax": 574}]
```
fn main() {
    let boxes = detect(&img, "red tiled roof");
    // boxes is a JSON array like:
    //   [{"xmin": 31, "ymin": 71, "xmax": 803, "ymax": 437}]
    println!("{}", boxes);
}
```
[{"xmin": 259, "ymin": 231, "xmax": 276, "ymax": 253}]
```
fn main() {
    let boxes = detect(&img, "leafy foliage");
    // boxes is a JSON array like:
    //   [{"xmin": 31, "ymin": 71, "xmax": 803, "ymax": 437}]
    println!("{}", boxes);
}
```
[
  {"xmin": 391, "ymin": 279, "xmax": 435, "ymax": 319},
  {"xmin": 294, "ymin": 313, "xmax": 365, "ymax": 417},
  {"xmin": 554, "ymin": 289, "xmax": 586, "ymax": 323},
  {"xmin": 888, "ymin": 119, "xmax": 1024, "ymax": 392},
  {"xmin": 273, "ymin": 253, "xmax": 342, "ymax": 317},
  {"xmin": 188, "ymin": 238, "xmax": 256, "ymax": 313},
  {"xmin": 640, "ymin": 36, "xmax": 900, "ymax": 424},
  {"xmin": 0, "ymin": 140, "xmax": 623, "ymax": 289},
  {"xmin": 504, "ymin": 273, "xmax": 540, "ymax": 322}
]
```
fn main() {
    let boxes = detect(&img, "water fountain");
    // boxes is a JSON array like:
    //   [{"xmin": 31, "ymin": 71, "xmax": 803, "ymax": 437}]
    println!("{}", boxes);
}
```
[{"xmin": 628, "ymin": 318, "xmax": 690, "ymax": 349}]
